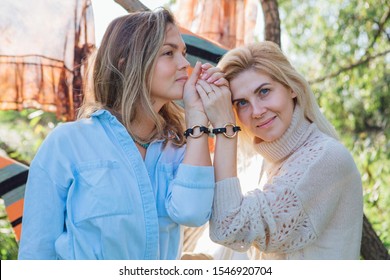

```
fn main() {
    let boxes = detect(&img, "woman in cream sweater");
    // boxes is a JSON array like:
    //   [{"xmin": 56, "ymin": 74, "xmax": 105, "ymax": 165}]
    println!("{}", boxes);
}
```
[{"xmin": 196, "ymin": 41, "xmax": 363, "ymax": 259}]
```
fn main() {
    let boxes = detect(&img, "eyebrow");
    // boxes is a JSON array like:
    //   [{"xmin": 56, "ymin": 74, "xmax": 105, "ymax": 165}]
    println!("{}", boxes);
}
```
[
  {"xmin": 231, "ymin": 97, "xmax": 245, "ymax": 104},
  {"xmin": 231, "ymin": 82, "xmax": 271, "ymax": 104},
  {"xmin": 163, "ymin": 43, "xmax": 187, "ymax": 52},
  {"xmin": 253, "ymin": 82, "xmax": 271, "ymax": 93}
]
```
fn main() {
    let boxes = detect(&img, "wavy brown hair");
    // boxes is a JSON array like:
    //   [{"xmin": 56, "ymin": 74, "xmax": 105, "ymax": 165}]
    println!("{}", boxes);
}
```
[{"xmin": 78, "ymin": 8, "xmax": 185, "ymax": 146}]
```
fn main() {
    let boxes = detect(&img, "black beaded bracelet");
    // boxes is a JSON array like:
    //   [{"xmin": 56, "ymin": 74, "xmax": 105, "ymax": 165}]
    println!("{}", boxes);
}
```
[
  {"xmin": 184, "ymin": 125, "xmax": 210, "ymax": 138},
  {"xmin": 212, "ymin": 123, "xmax": 241, "ymax": 138}
]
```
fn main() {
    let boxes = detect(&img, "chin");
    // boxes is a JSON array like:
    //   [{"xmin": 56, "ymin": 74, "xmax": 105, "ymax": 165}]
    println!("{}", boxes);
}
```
[
  {"xmin": 172, "ymin": 93, "xmax": 183, "ymax": 101},
  {"xmin": 173, "ymin": 90, "xmax": 184, "ymax": 100},
  {"xmin": 254, "ymin": 133, "xmax": 280, "ymax": 143},
  {"xmin": 254, "ymin": 127, "xmax": 285, "ymax": 142}
]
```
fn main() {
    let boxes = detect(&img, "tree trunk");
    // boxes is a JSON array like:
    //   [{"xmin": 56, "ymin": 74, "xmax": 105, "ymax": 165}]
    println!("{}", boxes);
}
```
[
  {"xmin": 260, "ymin": 0, "xmax": 281, "ymax": 47},
  {"xmin": 361, "ymin": 214, "xmax": 390, "ymax": 259}
]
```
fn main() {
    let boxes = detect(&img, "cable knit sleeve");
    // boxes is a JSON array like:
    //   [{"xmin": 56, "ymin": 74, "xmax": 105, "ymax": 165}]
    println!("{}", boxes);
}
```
[{"xmin": 209, "ymin": 177, "xmax": 317, "ymax": 253}]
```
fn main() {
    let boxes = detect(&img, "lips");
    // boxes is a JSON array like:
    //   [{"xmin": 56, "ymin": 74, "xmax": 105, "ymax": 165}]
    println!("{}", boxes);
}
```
[
  {"xmin": 257, "ymin": 116, "xmax": 276, "ymax": 128},
  {"xmin": 176, "ymin": 76, "xmax": 188, "ymax": 82}
]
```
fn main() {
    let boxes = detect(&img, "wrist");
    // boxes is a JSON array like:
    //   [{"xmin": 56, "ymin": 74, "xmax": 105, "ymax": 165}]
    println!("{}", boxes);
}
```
[
  {"xmin": 210, "ymin": 114, "xmax": 236, "ymax": 128},
  {"xmin": 184, "ymin": 125, "xmax": 210, "ymax": 139},
  {"xmin": 212, "ymin": 119, "xmax": 236, "ymax": 128},
  {"xmin": 185, "ymin": 111, "xmax": 209, "ymax": 127},
  {"xmin": 212, "ymin": 123, "xmax": 241, "ymax": 138}
]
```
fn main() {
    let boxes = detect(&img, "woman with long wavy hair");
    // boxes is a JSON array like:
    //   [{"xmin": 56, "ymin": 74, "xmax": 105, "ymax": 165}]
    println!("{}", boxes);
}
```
[{"xmin": 18, "ymin": 8, "xmax": 223, "ymax": 260}]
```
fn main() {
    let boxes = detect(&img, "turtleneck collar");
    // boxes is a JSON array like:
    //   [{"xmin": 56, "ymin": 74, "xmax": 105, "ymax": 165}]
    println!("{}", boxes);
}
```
[{"xmin": 253, "ymin": 104, "xmax": 314, "ymax": 163}]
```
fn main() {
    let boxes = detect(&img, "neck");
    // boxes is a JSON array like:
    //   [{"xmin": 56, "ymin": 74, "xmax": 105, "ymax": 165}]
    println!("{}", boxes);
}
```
[
  {"xmin": 111, "ymin": 108, "xmax": 159, "ymax": 148},
  {"xmin": 131, "ymin": 114, "xmax": 156, "ymax": 139},
  {"xmin": 129, "ymin": 113, "xmax": 157, "ymax": 150},
  {"xmin": 131, "ymin": 135, "xmax": 151, "ymax": 149}
]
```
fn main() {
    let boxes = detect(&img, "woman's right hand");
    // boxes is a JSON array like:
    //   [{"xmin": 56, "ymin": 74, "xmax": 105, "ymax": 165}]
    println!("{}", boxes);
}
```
[
  {"xmin": 183, "ymin": 61, "xmax": 208, "ymax": 126},
  {"xmin": 196, "ymin": 75, "xmax": 236, "ymax": 128}
]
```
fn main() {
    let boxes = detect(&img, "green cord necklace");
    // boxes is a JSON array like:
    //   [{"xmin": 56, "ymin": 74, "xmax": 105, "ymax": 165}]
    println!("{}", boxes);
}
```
[{"xmin": 131, "ymin": 136, "xmax": 150, "ymax": 149}]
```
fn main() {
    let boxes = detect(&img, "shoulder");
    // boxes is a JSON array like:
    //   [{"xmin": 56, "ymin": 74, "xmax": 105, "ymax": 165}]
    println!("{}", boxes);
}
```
[
  {"xmin": 284, "ymin": 128, "xmax": 359, "ymax": 180},
  {"xmin": 305, "ymin": 131, "xmax": 359, "ymax": 177},
  {"xmin": 40, "ymin": 119, "xmax": 89, "ymax": 145},
  {"xmin": 41, "ymin": 121, "xmax": 76, "ymax": 144},
  {"xmin": 34, "ymin": 118, "xmax": 99, "ymax": 161},
  {"xmin": 315, "ymin": 132, "xmax": 355, "ymax": 165},
  {"xmin": 284, "ymin": 130, "xmax": 362, "ymax": 200}
]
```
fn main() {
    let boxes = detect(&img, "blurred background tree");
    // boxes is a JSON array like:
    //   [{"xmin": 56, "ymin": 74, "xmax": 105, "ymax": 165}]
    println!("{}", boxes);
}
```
[
  {"xmin": 0, "ymin": 110, "xmax": 58, "ymax": 259},
  {"xmin": 277, "ymin": 0, "xmax": 389, "ymax": 251}
]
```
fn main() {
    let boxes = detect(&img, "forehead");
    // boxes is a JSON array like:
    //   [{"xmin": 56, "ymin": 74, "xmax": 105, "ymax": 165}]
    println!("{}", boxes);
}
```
[
  {"xmin": 164, "ymin": 24, "xmax": 185, "ymax": 45},
  {"xmin": 230, "ymin": 69, "xmax": 272, "ymax": 96}
]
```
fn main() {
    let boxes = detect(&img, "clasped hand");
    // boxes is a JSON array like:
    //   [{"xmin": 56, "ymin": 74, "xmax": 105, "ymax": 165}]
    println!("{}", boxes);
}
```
[{"xmin": 183, "ymin": 62, "xmax": 235, "ymax": 128}]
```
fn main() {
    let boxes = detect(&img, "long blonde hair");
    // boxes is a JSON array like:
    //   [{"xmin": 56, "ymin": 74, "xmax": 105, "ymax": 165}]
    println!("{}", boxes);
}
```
[
  {"xmin": 218, "ymin": 41, "xmax": 339, "ymax": 141},
  {"xmin": 78, "ymin": 8, "xmax": 185, "ymax": 146}
]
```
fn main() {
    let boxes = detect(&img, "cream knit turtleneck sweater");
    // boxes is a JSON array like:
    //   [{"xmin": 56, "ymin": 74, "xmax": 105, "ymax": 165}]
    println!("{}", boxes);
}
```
[{"xmin": 210, "ymin": 105, "xmax": 363, "ymax": 259}]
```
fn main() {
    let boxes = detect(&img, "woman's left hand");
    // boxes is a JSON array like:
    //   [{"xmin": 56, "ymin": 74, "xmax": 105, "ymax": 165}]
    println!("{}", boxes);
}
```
[
  {"xmin": 196, "ymin": 78, "xmax": 236, "ymax": 128},
  {"xmin": 200, "ymin": 63, "xmax": 228, "ymax": 87}
]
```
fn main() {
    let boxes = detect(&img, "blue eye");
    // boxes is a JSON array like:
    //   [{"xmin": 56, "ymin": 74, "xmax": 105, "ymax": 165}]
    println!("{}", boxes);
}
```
[
  {"xmin": 234, "ymin": 99, "xmax": 248, "ymax": 109},
  {"xmin": 259, "ymin": 88, "xmax": 270, "ymax": 96}
]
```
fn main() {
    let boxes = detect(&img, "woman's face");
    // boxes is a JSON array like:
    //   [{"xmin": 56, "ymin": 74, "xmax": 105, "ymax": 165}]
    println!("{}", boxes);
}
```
[
  {"xmin": 150, "ymin": 23, "xmax": 190, "ymax": 111},
  {"xmin": 230, "ymin": 69, "xmax": 297, "ymax": 142}
]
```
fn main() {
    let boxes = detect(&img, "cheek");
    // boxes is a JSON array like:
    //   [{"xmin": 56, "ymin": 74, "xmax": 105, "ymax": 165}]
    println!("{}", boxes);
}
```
[
  {"xmin": 237, "ymin": 110, "xmax": 251, "ymax": 126},
  {"xmin": 284, "ymin": 99, "xmax": 295, "ymax": 120},
  {"xmin": 151, "ymin": 66, "xmax": 161, "ymax": 85},
  {"xmin": 153, "ymin": 61, "xmax": 173, "ymax": 81},
  {"xmin": 154, "ymin": 65, "xmax": 168, "ymax": 80}
]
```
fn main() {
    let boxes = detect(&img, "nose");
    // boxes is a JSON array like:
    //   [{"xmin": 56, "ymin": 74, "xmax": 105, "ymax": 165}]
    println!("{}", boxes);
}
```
[
  {"xmin": 251, "ymin": 101, "xmax": 266, "ymax": 119},
  {"xmin": 179, "ymin": 54, "xmax": 190, "ymax": 70}
]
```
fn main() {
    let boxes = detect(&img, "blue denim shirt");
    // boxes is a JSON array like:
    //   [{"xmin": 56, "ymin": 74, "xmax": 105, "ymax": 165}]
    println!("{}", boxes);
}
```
[{"xmin": 18, "ymin": 110, "xmax": 214, "ymax": 259}]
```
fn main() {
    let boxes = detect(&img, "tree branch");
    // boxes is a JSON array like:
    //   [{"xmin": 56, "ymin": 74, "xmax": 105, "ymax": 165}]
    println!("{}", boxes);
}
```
[
  {"xmin": 114, "ymin": 0, "xmax": 149, "ymax": 13},
  {"xmin": 309, "ymin": 7, "xmax": 389, "ymax": 85},
  {"xmin": 366, "ymin": 7, "xmax": 390, "ymax": 55},
  {"xmin": 309, "ymin": 49, "xmax": 390, "ymax": 84}
]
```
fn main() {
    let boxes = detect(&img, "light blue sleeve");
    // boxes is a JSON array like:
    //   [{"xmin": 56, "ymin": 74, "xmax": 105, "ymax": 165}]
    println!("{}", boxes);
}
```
[
  {"xmin": 166, "ymin": 164, "xmax": 215, "ymax": 227},
  {"xmin": 18, "ymin": 157, "xmax": 68, "ymax": 259}
]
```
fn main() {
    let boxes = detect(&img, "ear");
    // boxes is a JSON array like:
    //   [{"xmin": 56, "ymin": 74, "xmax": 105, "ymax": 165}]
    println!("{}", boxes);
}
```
[{"xmin": 290, "ymin": 90, "xmax": 297, "ymax": 99}]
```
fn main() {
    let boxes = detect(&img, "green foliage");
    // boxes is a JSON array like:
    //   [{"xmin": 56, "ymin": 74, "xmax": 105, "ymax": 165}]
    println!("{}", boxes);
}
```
[
  {"xmin": 279, "ymin": 0, "xmax": 390, "ymax": 251},
  {"xmin": 0, "ymin": 109, "xmax": 59, "ymax": 164},
  {"xmin": 0, "ymin": 201, "xmax": 18, "ymax": 260},
  {"xmin": 0, "ymin": 109, "xmax": 59, "ymax": 259}
]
